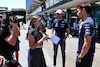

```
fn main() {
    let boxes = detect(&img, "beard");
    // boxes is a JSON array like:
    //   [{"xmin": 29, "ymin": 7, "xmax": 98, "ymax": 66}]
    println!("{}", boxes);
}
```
[{"xmin": 58, "ymin": 16, "xmax": 63, "ymax": 19}]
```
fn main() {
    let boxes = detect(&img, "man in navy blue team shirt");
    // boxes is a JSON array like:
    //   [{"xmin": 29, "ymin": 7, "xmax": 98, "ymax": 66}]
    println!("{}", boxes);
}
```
[
  {"xmin": 76, "ymin": 2, "xmax": 96, "ymax": 67},
  {"xmin": 51, "ymin": 9, "xmax": 70, "ymax": 67}
]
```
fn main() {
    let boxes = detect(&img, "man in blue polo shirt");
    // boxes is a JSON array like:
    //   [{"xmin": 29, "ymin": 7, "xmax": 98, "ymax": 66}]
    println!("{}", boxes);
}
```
[
  {"xmin": 76, "ymin": 2, "xmax": 96, "ymax": 67},
  {"xmin": 73, "ymin": 19, "xmax": 79, "ymax": 36},
  {"xmin": 51, "ymin": 9, "xmax": 70, "ymax": 67}
]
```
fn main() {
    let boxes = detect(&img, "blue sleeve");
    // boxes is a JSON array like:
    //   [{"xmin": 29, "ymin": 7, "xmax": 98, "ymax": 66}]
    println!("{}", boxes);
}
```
[
  {"xmin": 52, "ymin": 19, "xmax": 58, "ymax": 28},
  {"xmin": 83, "ymin": 23, "xmax": 92, "ymax": 37},
  {"xmin": 74, "ymin": 22, "xmax": 75, "ymax": 28},
  {"xmin": 64, "ymin": 19, "xmax": 69, "ymax": 28},
  {"xmin": 51, "ymin": 21, "xmax": 55, "ymax": 28}
]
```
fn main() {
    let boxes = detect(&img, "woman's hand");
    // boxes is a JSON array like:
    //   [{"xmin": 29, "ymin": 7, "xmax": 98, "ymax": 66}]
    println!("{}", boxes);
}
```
[{"xmin": 42, "ymin": 35, "xmax": 49, "ymax": 41}]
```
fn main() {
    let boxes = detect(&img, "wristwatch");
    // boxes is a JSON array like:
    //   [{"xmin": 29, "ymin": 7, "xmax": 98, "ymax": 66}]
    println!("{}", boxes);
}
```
[
  {"xmin": 78, "ymin": 56, "xmax": 82, "ymax": 59},
  {"xmin": 79, "ymin": 57, "xmax": 82, "ymax": 59}
]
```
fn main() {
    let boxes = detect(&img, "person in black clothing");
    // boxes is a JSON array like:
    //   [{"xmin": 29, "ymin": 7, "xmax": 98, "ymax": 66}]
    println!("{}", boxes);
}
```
[
  {"xmin": 0, "ymin": 16, "xmax": 20, "ymax": 66},
  {"xmin": 28, "ymin": 15, "xmax": 50, "ymax": 67}
]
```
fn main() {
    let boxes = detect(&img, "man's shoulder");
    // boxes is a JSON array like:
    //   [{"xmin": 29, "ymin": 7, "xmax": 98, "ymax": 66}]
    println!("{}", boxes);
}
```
[
  {"xmin": 84, "ymin": 17, "xmax": 94, "ymax": 25},
  {"xmin": 28, "ymin": 28, "xmax": 34, "ymax": 34},
  {"xmin": 53, "ymin": 19, "xmax": 58, "ymax": 22},
  {"xmin": 63, "ymin": 19, "xmax": 68, "ymax": 23}
]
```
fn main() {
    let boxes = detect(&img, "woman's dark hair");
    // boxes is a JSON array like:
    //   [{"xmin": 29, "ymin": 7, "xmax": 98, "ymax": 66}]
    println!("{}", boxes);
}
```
[
  {"xmin": 29, "ymin": 15, "xmax": 40, "ymax": 29},
  {"xmin": 77, "ymin": 2, "xmax": 91, "ymax": 14}
]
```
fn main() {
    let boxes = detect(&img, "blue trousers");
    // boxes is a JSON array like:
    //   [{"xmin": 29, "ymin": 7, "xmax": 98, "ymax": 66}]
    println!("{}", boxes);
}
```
[{"xmin": 53, "ymin": 40, "xmax": 66, "ymax": 67}]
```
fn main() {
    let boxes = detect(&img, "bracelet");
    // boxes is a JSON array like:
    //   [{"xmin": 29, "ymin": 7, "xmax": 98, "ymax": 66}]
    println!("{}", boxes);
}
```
[{"xmin": 79, "ymin": 57, "xmax": 82, "ymax": 59}]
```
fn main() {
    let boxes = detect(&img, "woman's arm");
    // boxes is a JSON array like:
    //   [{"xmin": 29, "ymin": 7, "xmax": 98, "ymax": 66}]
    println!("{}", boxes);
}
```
[{"xmin": 28, "ymin": 34, "xmax": 48, "ymax": 50}]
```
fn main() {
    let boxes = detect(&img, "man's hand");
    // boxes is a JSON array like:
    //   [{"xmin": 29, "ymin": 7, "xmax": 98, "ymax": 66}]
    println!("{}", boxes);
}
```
[
  {"xmin": 63, "ymin": 38, "xmax": 66, "ymax": 41},
  {"xmin": 78, "ymin": 58, "xmax": 82, "ymax": 63},
  {"xmin": 0, "ymin": 56, "xmax": 6, "ymax": 66}
]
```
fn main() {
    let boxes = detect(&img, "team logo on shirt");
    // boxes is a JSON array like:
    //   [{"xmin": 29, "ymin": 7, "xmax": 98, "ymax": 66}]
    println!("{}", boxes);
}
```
[
  {"xmin": 61, "ymin": 24, "xmax": 65, "ymax": 28},
  {"xmin": 85, "ymin": 24, "xmax": 90, "ymax": 27},
  {"xmin": 62, "ymin": 21, "xmax": 64, "ymax": 23},
  {"xmin": 55, "ymin": 23, "xmax": 58, "ymax": 27}
]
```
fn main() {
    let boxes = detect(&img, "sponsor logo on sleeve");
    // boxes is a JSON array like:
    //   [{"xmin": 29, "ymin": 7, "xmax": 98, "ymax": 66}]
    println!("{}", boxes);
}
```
[
  {"xmin": 85, "ymin": 27, "xmax": 90, "ymax": 28},
  {"xmin": 85, "ymin": 32, "xmax": 90, "ymax": 34},
  {"xmin": 85, "ymin": 24, "xmax": 90, "ymax": 27},
  {"xmin": 85, "ymin": 29, "xmax": 90, "ymax": 31}
]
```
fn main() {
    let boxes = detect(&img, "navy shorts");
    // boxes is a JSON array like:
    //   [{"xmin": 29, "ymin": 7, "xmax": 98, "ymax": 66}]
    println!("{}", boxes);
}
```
[{"xmin": 14, "ymin": 39, "xmax": 20, "ymax": 51}]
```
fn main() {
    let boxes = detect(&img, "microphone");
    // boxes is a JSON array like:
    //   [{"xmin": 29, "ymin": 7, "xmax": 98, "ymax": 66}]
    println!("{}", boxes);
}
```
[
  {"xmin": 42, "ymin": 28, "xmax": 47, "ymax": 35},
  {"xmin": 42, "ymin": 28, "xmax": 48, "ymax": 42}
]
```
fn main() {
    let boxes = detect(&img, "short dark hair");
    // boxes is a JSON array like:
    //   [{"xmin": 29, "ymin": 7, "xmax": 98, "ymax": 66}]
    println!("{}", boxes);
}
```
[{"xmin": 77, "ymin": 2, "xmax": 91, "ymax": 14}]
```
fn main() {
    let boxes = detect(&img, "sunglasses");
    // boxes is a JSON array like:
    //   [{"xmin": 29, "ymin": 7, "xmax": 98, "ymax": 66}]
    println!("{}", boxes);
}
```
[{"xmin": 56, "ymin": 13, "xmax": 62, "ymax": 15}]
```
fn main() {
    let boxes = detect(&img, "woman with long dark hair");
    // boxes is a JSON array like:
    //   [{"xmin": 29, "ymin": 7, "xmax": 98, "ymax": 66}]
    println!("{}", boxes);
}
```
[{"xmin": 28, "ymin": 15, "xmax": 49, "ymax": 67}]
